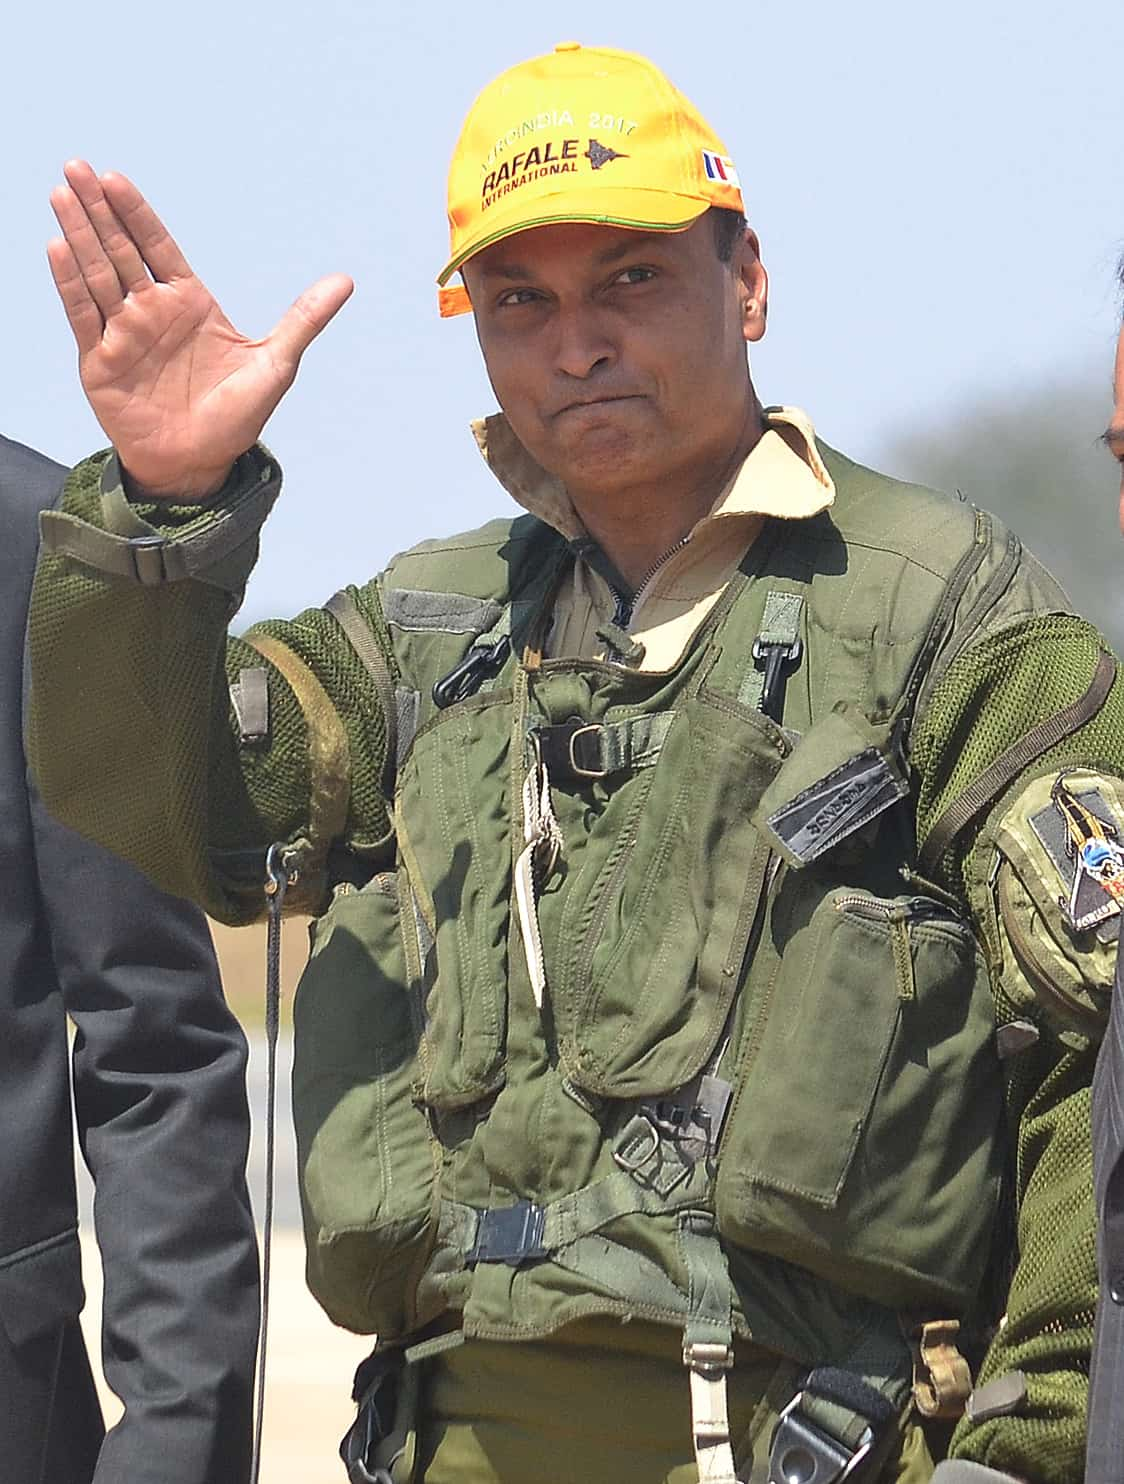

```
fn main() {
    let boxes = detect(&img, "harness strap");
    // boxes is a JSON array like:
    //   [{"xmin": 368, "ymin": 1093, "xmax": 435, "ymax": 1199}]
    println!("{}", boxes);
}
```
[
  {"xmin": 680, "ymin": 1209, "xmax": 739, "ymax": 1484},
  {"xmin": 244, "ymin": 633, "xmax": 351, "ymax": 874},
  {"xmin": 530, "ymin": 711, "xmax": 675, "ymax": 782},
  {"xmin": 324, "ymin": 589, "xmax": 400, "ymax": 788}
]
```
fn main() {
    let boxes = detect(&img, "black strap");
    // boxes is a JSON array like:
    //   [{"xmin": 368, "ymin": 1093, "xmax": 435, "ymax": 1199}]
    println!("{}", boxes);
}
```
[{"xmin": 919, "ymin": 650, "xmax": 1117, "ymax": 872}]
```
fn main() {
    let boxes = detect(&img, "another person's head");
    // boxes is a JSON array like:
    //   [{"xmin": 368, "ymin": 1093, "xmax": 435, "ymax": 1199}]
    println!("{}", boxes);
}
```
[{"xmin": 437, "ymin": 45, "xmax": 767, "ymax": 505}]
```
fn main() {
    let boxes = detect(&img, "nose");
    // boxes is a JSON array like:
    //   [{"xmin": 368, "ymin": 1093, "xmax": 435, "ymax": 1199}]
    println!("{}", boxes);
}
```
[{"xmin": 552, "ymin": 300, "xmax": 616, "ymax": 381}]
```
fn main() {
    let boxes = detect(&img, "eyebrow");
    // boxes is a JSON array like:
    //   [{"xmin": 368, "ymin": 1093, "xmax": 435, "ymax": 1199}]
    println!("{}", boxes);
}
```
[
  {"xmin": 476, "ymin": 232, "xmax": 669, "ymax": 281},
  {"xmin": 1101, "ymin": 423, "xmax": 1124, "ymax": 450}
]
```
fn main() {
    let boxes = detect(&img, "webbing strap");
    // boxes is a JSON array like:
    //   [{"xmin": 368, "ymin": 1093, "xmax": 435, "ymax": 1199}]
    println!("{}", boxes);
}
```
[
  {"xmin": 475, "ymin": 606, "xmax": 513, "ymax": 697},
  {"xmin": 244, "ymin": 634, "xmax": 351, "ymax": 864},
  {"xmin": 739, "ymin": 590, "xmax": 805, "ymax": 711},
  {"xmin": 324, "ymin": 589, "xmax": 399, "ymax": 791},
  {"xmin": 680, "ymin": 1210, "xmax": 738, "ymax": 1484},
  {"xmin": 919, "ymin": 648, "xmax": 1117, "ymax": 871},
  {"xmin": 531, "ymin": 712, "xmax": 674, "ymax": 781},
  {"xmin": 40, "ymin": 453, "xmax": 278, "ymax": 588}
]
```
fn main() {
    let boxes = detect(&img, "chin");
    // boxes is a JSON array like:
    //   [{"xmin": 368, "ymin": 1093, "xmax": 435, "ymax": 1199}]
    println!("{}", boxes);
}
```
[{"xmin": 552, "ymin": 428, "xmax": 655, "ymax": 489}]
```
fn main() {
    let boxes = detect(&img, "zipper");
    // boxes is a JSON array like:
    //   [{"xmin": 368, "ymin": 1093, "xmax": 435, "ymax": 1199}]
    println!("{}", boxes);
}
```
[
  {"xmin": 833, "ymin": 893, "xmax": 954, "ymax": 924},
  {"xmin": 996, "ymin": 860, "xmax": 1104, "ymax": 1035},
  {"xmin": 610, "ymin": 535, "xmax": 693, "ymax": 630}
]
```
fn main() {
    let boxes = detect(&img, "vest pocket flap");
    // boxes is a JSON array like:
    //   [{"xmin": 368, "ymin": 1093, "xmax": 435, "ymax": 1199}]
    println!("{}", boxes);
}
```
[
  {"xmin": 754, "ymin": 708, "xmax": 907, "ymax": 867},
  {"xmin": 293, "ymin": 871, "xmax": 437, "ymax": 1336},
  {"xmin": 0, "ymin": 1229, "xmax": 84, "ymax": 1347}
]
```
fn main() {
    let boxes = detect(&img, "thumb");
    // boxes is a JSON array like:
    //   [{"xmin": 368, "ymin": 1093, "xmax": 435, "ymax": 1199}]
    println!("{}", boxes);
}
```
[{"xmin": 268, "ymin": 272, "xmax": 355, "ymax": 368}]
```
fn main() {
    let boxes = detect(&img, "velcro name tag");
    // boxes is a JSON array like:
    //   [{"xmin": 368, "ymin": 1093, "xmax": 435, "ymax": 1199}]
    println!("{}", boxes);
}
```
[{"xmin": 765, "ymin": 748, "xmax": 908, "ymax": 866}]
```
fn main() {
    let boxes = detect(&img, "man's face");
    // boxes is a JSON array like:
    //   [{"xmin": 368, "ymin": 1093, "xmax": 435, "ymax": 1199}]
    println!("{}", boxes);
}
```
[
  {"xmin": 1111, "ymin": 323, "xmax": 1124, "ymax": 532},
  {"xmin": 462, "ymin": 215, "xmax": 767, "ymax": 501}
]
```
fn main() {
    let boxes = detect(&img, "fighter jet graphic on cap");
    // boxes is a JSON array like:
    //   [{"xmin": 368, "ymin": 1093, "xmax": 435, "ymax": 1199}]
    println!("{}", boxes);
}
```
[{"xmin": 585, "ymin": 139, "xmax": 628, "ymax": 170}]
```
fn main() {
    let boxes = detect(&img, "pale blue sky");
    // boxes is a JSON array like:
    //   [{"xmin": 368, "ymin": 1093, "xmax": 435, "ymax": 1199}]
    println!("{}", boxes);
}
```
[{"xmin": 4, "ymin": 0, "xmax": 1122, "ymax": 618}]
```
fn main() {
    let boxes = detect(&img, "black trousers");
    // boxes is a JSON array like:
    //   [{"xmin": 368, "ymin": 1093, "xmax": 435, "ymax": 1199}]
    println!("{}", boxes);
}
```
[{"xmin": 0, "ymin": 1318, "xmax": 104, "ymax": 1484}]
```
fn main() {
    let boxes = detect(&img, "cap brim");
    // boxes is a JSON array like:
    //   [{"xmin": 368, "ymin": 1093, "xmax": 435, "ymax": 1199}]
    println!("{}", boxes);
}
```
[{"xmin": 437, "ymin": 186, "xmax": 712, "ymax": 302}]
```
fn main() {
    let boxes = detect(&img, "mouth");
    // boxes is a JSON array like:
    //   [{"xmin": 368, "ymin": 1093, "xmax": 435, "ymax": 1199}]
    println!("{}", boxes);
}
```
[{"xmin": 552, "ymin": 394, "xmax": 644, "ymax": 419}]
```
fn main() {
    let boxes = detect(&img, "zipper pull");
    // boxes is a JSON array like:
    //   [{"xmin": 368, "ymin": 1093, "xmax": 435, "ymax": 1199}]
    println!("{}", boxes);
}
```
[{"xmin": 432, "ymin": 635, "xmax": 512, "ymax": 709}]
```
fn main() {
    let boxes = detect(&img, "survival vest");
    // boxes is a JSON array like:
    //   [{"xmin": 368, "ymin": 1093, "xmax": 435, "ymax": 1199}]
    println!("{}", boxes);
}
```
[{"xmin": 291, "ymin": 445, "xmax": 1040, "ymax": 1479}]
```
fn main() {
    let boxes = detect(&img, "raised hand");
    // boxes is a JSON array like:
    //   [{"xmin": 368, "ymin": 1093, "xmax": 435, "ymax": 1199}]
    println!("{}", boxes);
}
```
[{"xmin": 48, "ymin": 161, "xmax": 354, "ymax": 499}]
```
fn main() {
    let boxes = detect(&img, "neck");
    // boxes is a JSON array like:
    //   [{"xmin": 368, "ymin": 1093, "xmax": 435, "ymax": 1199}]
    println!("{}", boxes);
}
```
[{"xmin": 568, "ymin": 397, "xmax": 766, "ymax": 591}]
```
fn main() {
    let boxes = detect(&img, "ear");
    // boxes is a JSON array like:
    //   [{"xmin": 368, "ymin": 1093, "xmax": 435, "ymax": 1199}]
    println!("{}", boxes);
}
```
[{"xmin": 737, "ymin": 227, "xmax": 768, "ymax": 344}]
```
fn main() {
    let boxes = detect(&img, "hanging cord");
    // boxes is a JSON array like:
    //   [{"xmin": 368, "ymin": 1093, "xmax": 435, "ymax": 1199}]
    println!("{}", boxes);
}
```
[{"xmin": 250, "ymin": 843, "xmax": 297, "ymax": 1484}]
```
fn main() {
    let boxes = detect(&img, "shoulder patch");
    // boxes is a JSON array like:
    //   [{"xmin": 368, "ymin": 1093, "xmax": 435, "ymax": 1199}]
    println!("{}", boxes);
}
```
[{"xmin": 1030, "ymin": 774, "xmax": 1124, "ymax": 932}]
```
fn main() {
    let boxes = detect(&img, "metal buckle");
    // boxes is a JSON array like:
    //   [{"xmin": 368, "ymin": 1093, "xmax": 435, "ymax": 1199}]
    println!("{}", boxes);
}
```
[
  {"xmin": 682, "ymin": 1340, "xmax": 734, "ymax": 1374},
  {"xmin": 611, "ymin": 1114, "xmax": 660, "ymax": 1175},
  {"xmin": 567, "ymin": 723, "xmax": 608, "ymax": 779},
  {"xmin": 769, "ymin": 1391, "xmax": 873, "ymax": 1484}
]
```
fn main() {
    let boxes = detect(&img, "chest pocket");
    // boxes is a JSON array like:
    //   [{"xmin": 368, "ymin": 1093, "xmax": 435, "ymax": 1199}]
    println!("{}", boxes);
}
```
[
  {"xmin": 545, "ymin": 688, "xmax": 789, "ymax": 1099},
  {"xmin": 714, "ymin": 715, "xmax": 1004, "ymax": 1312}
]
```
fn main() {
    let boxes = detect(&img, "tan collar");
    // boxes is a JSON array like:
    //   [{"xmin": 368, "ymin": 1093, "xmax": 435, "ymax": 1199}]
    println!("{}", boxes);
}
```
[{"xmin": 471, "ymin": 405, "xmax": 835, "ymax": 542}]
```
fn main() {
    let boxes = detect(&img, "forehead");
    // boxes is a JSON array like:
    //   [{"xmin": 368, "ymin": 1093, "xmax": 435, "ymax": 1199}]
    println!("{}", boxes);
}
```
[
  {"xmin": 467, "ymin": 220, "xmax": 700, "ymax": 280},
  {"xmin": 1116, "ymin": 324, "xmax": 1124, "ymax": 407}
]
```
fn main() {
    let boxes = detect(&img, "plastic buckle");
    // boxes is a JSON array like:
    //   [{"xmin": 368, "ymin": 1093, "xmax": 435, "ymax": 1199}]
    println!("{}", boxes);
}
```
[
  {"xmin": 340, "ymin": 1351, "xmax": 402, "ymax": 1484},
  {"xmin": 432, "ymin": 636, "xmax": 511, "ymax": 709},
  {"xmin": 769, "ymin": 1391, "xmax": 872, "ymax": 1484},
  {"xmin": 128, "ymin": 534, "xmax": 169, "ymax": 587},
  {"xmin": 466, "ymin": 1199, "xmax": 548, "ymax": 1267},
  {"xmin": 752, "ymin": 637, "xmax": 803, "ymax": 722}
]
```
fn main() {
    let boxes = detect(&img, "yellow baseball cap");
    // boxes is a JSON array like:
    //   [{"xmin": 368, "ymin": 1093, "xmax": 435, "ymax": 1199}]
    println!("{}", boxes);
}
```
[{"xmin": 438, "ymin": 42, "xmax": 744, "ymax": 317}]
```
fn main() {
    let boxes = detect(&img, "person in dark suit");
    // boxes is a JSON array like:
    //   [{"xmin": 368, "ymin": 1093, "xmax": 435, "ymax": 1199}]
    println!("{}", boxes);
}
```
[
  {"xmin": 0, "ymin": 433, "xmax": 260, "ymax": 1482},
  {"xmin": 1086, "ymin": 273, "xmax": 1124, "ymax": 1483}
]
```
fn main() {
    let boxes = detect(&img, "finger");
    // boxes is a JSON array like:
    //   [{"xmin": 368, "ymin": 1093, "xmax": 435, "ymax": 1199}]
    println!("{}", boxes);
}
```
[
  {"xmin": 47, "ymin": 236, "xmax": 104, "ymax": 356},
  {"xmin": 99, "ymin": 171, "xmax": 193, "ymax": 284},
  {"xmin": 50, "ymin": 179, "xmax": 125, "ymax": 320},
  {"xmin": 268, "ymin": 273, "xmax": 355, "ymax": 369},
  {"xmin": 62, "ymin": 159, "xmax": 150, "ymax": 293}
]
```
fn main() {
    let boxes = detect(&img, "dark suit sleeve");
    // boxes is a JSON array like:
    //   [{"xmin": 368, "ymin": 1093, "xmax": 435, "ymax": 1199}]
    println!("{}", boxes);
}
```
[
  {"xmin": 16, "ymin": 441, "xmax": 260, "ymax": 1484},
  {"xmin": 1088, "ymin": 946, "xmax": 1124, "ymax": 1483},
  {"xmin": 29, "ymin": 784, "xmax": 261, "ymax": 1484}
]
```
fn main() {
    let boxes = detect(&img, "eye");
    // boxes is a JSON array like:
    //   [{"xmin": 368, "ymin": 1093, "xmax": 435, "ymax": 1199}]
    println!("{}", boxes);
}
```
[
  {"xmin": 496, "ymin": 287, "xmax": 545, "ymax": 308},
  {"xmin": 612, "ymin": 266, "xmax": 656, "ymax": 287}
]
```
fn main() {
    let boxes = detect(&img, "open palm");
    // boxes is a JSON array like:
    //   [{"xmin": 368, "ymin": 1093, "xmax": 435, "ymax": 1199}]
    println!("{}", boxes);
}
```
[{"xmin": 48, "ymin": 161, "xmax": 353, "ymax": 498}]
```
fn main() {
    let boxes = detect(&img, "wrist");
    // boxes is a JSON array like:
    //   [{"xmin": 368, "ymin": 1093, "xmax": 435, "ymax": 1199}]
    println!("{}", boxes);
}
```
[{"xmin": 120, "ymin": 461, "xmax": 235, "ymax": 504}]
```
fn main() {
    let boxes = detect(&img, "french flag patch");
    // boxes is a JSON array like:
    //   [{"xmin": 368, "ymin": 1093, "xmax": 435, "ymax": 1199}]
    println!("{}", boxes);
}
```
[{"xmin": 701, "ymin": 150, "xmax": 740, "ymax": 187}]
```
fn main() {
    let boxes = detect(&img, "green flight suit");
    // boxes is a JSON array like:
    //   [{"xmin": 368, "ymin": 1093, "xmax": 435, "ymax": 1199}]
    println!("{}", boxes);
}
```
[{"xmin": 25, "ymin": 436, "xmax": 1122, "ymax": 1483}]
